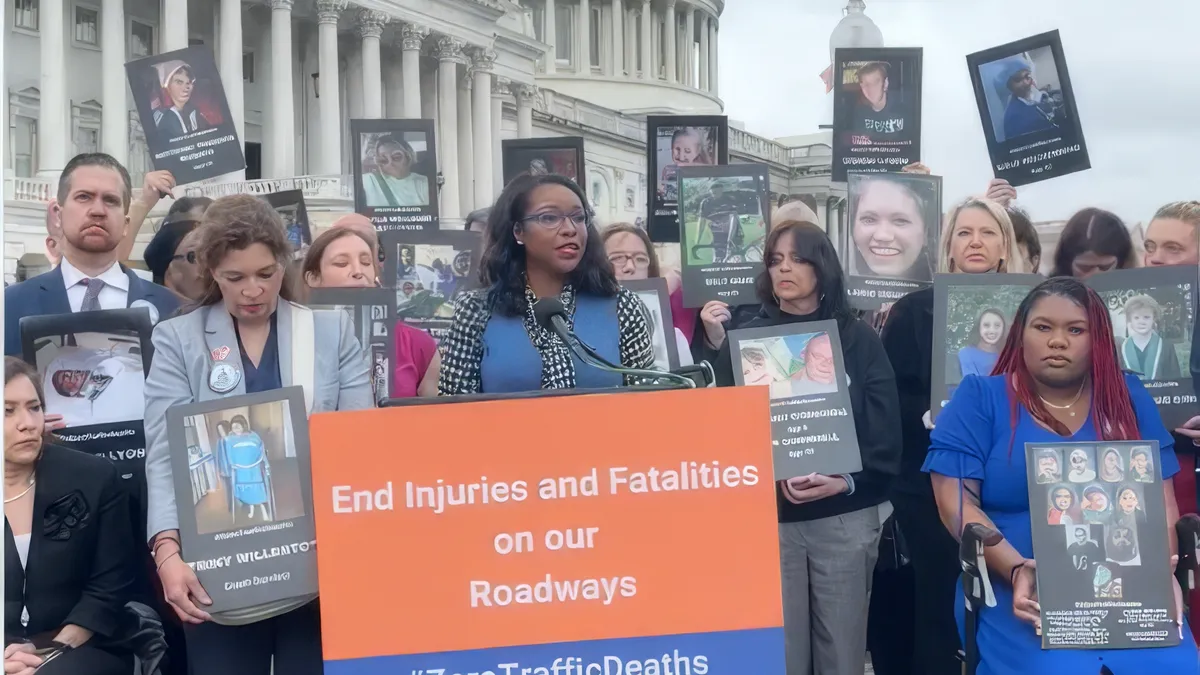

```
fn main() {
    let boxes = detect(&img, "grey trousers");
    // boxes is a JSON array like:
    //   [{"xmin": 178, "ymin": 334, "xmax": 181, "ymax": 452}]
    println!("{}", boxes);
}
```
[{"xmin": 779, "ymin": 506, "xmax": 884, "ymax": 675}]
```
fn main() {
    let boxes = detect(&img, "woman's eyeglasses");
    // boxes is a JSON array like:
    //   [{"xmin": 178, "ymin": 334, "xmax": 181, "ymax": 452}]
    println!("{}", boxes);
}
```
[
  {"xmin": 523, "ymin": 212, "xmax": 588, "ymax": 229},
  {"xmin": 608, "ymin": 253, "xmax": 651, "ymax": 269}
]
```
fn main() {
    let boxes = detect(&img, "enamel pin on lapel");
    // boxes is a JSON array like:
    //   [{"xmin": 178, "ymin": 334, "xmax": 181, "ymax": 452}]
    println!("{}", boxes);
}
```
[{"xmin": 209, "ymin": 346, "xmax": 240, "ymax": 394}]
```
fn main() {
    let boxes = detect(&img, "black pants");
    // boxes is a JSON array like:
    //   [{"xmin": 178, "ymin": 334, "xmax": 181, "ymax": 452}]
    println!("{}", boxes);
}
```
[
  {"xmin": 890, "ymin": 489, "xmax": 962, "ymax": 675},
  {"xmin": 183, "ymin": 600, "xmax": 322, "ymax": 675},
  {"xmin": 867, "ymin": 559, "xmax": 915, "ymax": 675},
  {"xmin": 38, "ymin": 644, "xmax": 132, "ymax": 675}
]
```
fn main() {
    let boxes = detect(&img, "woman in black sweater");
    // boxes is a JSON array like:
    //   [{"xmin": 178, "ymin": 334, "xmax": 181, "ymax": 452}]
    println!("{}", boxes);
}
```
[
  {"xmin": 713, "ymin": 221, "xmax": 901, "ymax": 675},
  {"xmin": 879, "ymin": 197, "xmax": 1027, "ymax": 675}
]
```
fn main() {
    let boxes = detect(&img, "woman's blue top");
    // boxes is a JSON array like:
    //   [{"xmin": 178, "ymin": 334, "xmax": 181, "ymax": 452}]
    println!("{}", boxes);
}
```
[
  {"xmin": 479, "ymin": 294, "xmax": 622, "ymax": 394},
  {"xmin": 237, "ymin": 313, "xmax": 282, "ymax": 394},
  {"xmin": 958, "ymin": 344, "xmax": 1000, "ymax": 378},
  {"xmin": 922, "ymin": 373, "xmax": 1198, "ymax": 675}
]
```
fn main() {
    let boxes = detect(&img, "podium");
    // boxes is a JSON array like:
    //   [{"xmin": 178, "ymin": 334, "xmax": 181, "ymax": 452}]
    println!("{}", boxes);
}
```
[{"xmin": 311, "ymin": 386, "xmax": 785, "ymax": 674}]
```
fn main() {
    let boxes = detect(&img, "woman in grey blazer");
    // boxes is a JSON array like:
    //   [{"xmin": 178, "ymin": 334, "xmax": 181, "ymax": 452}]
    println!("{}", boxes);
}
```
[{"xmin": 142, "ymin": 195, "xmax": 372, "ymax": 675}]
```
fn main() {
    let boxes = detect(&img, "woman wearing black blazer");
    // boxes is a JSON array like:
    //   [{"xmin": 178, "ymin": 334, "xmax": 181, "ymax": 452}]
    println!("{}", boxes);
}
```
[{"xmin": 3, "ymin": 357, "xmax": 135, "ymax": 675}]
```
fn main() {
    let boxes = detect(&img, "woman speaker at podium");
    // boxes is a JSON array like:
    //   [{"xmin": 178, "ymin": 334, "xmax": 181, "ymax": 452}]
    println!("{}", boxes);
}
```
[{"xmin": 438, "ymin": 174, "xmax": 655, "ymax": 395}]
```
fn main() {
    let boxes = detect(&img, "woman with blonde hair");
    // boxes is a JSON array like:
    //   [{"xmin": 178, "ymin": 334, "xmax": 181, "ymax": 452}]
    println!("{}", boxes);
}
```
[{"xmin": 878, "ymin": 196, "xmax": 1026, "ymax": 675}]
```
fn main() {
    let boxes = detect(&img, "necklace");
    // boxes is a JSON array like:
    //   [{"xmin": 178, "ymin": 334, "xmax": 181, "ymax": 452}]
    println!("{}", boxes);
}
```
[
  {"xmin": 4, "ymin": 476, "xmax": 35, "ymax": 504},
  {"xmin": 1040, "ymin": 382, "xmax": 1086, "ymax": 417}
]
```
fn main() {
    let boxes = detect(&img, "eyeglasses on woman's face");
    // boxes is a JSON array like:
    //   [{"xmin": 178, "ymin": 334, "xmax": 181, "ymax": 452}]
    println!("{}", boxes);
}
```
[
  {"xmin": 607, "ymin": 253, "xmax": 650, "ymax": 269},
  {"xmin": 523, "ymin": 212, "xmax": 588, "ymax": 230}
]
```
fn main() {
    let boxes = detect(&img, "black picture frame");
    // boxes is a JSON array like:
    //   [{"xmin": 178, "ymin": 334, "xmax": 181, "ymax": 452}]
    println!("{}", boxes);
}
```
[
  {"xmin": 261, "ymin": 189, "xmax": 313, "ymax": 261},
  {"xmin": 645, "ymin": 115, "xmax": 730, "ymax": 243},
  {"xmin": 1085, "ymin": 266, "xmax": 1197, "ymax": 430},
  {"xmin": 676, "ymin": 163, "xmax": 770, "ymax": 308},
  {"xmin": 966, "ymin": 30, "xmax": 1090, "ymax": 187},
  {"xmin": 930, "ymin": 273, "xmax": 1042, "ymax": 420},
  {"xmin": 1025, "ymin": 440, "xmax": 1178, "ymax": 649},
  {"xmin": 125, "ymin": 45, "xmax": 246, "ymax": 184},
  {"xmin": 501, "ymin": 137, "xmax": 587, "ymax": 193},
  {"xmin": 727, "ymin": 320, "xmax": 862, "ymax": 479},
  {"xmin": 381, "ymin": 229, "xmax": 482, "ymax": 343},
  {"xmin": 306, "ymin": 288, "xmax": 396, "ymax": 402},
  {"xmin": 350, "ymin": 118, "xmax": 440, "ymax": 233},
  {"xmin": 832, "ymin": 47, "xmax": 924, "ymax": 182},
  {"xmin": 620, "ymin": 277, "xmax": 680, "ymax": 371},
  {"xmin": 844, "ymin": 172, "xmax": 943, "ymax": 310},
  {"xmin": 166, "ymin": 387, "xmax": 317, "ymax": 614}
]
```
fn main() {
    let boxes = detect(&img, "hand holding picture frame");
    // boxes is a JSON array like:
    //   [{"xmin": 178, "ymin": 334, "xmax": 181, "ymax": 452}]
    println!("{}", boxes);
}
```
[
  {"xmin": 620, "ymin": 278, "xmax": 680, "ymax": 372},
  {"xmin": 728, "ymin": 320, "xmax": 863, "ymax": 479}
]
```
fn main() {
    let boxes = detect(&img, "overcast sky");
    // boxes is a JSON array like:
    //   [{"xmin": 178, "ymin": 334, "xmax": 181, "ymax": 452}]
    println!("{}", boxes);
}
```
[{"xmin": 720, "ymin": 0, "xmax": 1200, "ymax": 222}]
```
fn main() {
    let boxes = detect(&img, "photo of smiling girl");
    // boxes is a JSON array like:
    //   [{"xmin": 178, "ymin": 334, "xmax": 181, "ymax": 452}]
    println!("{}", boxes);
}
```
[{"xmin": 957, "ymin": 308, "xmax": 1008, "ymax": 377}]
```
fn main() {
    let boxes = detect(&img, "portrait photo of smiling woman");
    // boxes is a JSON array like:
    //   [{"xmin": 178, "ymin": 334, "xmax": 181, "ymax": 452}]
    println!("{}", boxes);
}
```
[
  {"xmin": 847, "ymin": 173, "xmax": 940, "ymax": 283},
  {"xmin": 957, "ymin": 308, "xmax": 1008, "ymax": 378},
  {"xmin": 361, "ymin": 133, "xmax": 431, "ymax": 209}
]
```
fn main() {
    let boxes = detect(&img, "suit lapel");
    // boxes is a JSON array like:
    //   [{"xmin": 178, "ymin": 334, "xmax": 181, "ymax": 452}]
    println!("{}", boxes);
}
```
[
  {"xmin": 36, "ymin": 267, "xmax": 72, "ymax": 316},
  {"xmin": 4, "ymin": 519, "xmax": 25, "ymax": 610},
  {"xmin": 202, "ymin": 306, "xmax": 248, "ymax": 400},
  {"xmin": 124, "ymin": 267, "xmax": 147, "ymax": 307},
  {"xmin": 277, "ymin": 301, "xmax": 293, "ymax": 388}
]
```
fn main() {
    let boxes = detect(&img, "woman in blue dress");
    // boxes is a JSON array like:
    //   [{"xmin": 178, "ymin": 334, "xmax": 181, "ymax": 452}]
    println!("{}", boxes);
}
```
[
  {"xmin": 923, "ymin": 276, "xmax": 1197, "ymax": 675},
  {"xmin": 221, "ymin": 414, "xmax": 271, "ymax": 521},
  {"xmin": 957, "ymin": 308, "xmax": 1007, "ymax": 377}
]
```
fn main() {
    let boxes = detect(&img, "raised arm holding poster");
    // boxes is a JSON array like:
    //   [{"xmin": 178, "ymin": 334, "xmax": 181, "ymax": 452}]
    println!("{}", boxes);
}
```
[
  {"xmin": 125, "ymin": 45, "xmax": 246, "ymax": 184},
  {"xmin": 728, "ymin": 320, "xmax": 863, "ymax": 478},
  {"xmin": 966, "ymin": 30, "xmax": 1090, "ymax": 187},
  {"xmin": 1025, "ymin": 441, "xmax": 1179, "ymax": 649},
  {"xmin": 831, "ymin": 48, "xmax": 923, "ymax": 182},
  {"xmin": 310, "ymin": 387, "xmax": 784, "ymax": 673}
]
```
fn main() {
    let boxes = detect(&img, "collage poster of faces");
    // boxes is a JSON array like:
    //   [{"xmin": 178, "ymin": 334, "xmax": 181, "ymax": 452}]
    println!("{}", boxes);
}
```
[
  {"xmin": 166, "ymin": 388, "xmax": 318, "ymax": 613},
  {"xmin": 125, "ymin": 45, "xmax": 246, "ymax": 184},
  {"xmin": 728, "ymin": 320, "xmax": 862, "ymax": 479},
  {"xmin": 350, "ymin": 119, "xmax": 439, "ymax": 233},
  {"xmin": 307, "ymin": 288, "xmax": 395, "ymax": 404},
  {"xmin": 20, "ymin": 309, "xmax": 156, "ymax": 513},
  {"xmin": 645, "ymin": 115, "xmax": 729, "ymax": 244},
  {"xmin": 1025, "ymin": 441, "xmax": 1179, "ymax": 649},
  {"xmin": 1088, "ymin": 265, "xmax": 1196, "ymax": 429},
  {"xmin": 831, "ymin": 48, "xmax": 923, "ymax": 182},
  {"xmin": 967, "ymin": 30, "xmax": 1091, "ymax": 187},
  {"xmin": 261, "ymin": 189, "xmax": 314, "ymax": 261},
  {"xmin": 384, "ymin": 232, "xmax": 480, "ymax": 343},
  {"xmin": 844, "ymin": 172, "xmax": 942, "ymax": 310},
  {"xmin": 929, "ymin": 274, "xmax": 1043, "ymax": 420},
  {"xmin": 677, "ymin": 163, "xmax": 770, "ymax": 309}
]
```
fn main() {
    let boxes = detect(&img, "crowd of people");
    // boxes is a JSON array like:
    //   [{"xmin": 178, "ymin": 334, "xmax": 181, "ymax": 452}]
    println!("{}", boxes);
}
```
[{"xmin": 2, "ymin": 148, "xmax": 1198, "ymax": 675}]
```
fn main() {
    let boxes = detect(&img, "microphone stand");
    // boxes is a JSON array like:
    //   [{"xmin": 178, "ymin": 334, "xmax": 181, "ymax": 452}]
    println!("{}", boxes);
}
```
[{"xmin": 557, "ymin": 330, "xmax": 700, "ymax": 389}]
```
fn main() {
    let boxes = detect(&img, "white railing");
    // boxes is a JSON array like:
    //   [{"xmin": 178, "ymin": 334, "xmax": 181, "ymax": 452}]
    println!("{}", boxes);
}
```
[
  {"xmin": 183, "ymin": 175, "xmax": 352, "ymax": 201},
  {"xmin": 729, "ymin": 128, "xmax": 790, "ymax": 166},
  {"xmin": 4, "ymin": 177, "xmax": 54, "ymax": 203}
]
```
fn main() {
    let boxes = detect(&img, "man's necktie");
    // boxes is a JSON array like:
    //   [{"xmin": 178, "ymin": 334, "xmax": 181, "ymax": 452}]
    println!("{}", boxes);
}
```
[{"xmin": 80, "ymin": 278, "xmax": 105, "ymax": 312}]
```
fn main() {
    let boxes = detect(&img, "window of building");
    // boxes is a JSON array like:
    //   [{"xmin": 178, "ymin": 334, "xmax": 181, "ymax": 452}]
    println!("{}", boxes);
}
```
[
  {"xmin": 554, "ymin": 5, "xmax": 572, "ymax": 64},
  {"xmin": 129, "ymin": 19, "xmax": 155, "ymax": 59},
  {"xmin": 73, "ymin": 3, "xmax": 100, "ymax": 47},
  {"xmin": 12, "ymin": 116, "xmax": 36, "ymax": 178},
  {"xmin": 73, "ymin": 101, "xmax": 102, "ymax": 155},
  {"xmin": 589, "ymin": 7, "xmax": 601, "ymax": 68},
  {"xmin": 243, "ymin": 51, "xmax": 255, "ymax": 83},
  {"xmin": 657, "ymin": 22, "xmax": 666, "ymax": 78},
  {"xmin": 14, "ymin": 0, "xmax": 38, "ymax": 32},
  {"xmin": 635, "ymin": 14, "xmax": 643, "ymax": 73}
]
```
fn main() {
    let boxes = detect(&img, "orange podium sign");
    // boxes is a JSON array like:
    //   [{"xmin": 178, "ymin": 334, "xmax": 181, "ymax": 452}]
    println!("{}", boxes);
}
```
[{"xmin": 310, "ymin": 387, "xmax": 784, "ymax": 674}]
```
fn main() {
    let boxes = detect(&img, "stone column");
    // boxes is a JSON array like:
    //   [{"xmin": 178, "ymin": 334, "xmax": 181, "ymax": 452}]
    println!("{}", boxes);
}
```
[
  {"xmin": 514, "ymin": 84, "xmax": 535, "ymax": 138},
  {"xmin": 577, "ymin": 0, "xmax": 590, "ymax": 72},
  {"xmin": 162, "ymin": 0, "xmax": 188, "ymax": 52},
  {"xmin": 663, "ymin": 0, "xmax": 676, "ymax": 83},
  {"xmin": 400, "ymin": 24, "xmax": 429, "ymax": 119},
  {"xmin": 270, "ymin": 0, "xmax": 296, "ymax": 177},
  {"xmin": 698, "ymin": 13, "xmax": 709, "ymax": 91},
  {"xmin": 543, "ymin": 0, "xmax": 556, "ymax": 74},
  {"xmin": 610, "ymin": 0, "xmax": 623, "ymax": 75},
  {"xmin": 470, "ymin": 49, "xmax": 496, "ymax": 208},
  {"xmin": 711, "ymin": 18, "xmax": 718, "ymax": 95},
  {"xmin": 357, "ymin": 9, "xmax": 387, "ymax": 119},
  {"xmin": 218, "ymin": 0, "xmax": 245, "ymax": 175},
  {"xmin": 434, "ymin": 36, "xmax": 464, "ymax": 220},
  {"xmin": 683, "ymin": 6, "xmax": 694, "ymax": 86},
  {"xmin": 491, "ymin": 78, "xmax": 507, "ymax": 195},
  {"xmin": 639, "ymin": 0, "xmax": 651, "ymax": 79},
  {"xmin": 385, "ymin": 48, "xmax": 405, "ymax": 117},
  {"xmin": 37, "ymin": 0, "xmax": 67, "ymax": 177},
  {"xmin": 457, "ymin": 75, "xmax": 473, "ymax": 213},
  {"xmin": 101, "ymin": 0, "xmax": 127, "ymax": 164},
  {"xmin": 316, "ymin": 0, "xmax": 344, "ymax": 175}
]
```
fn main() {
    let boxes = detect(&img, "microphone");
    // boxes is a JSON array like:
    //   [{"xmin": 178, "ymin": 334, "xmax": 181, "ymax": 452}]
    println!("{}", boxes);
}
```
[{"xmin": 532, "ymin": 298, "xmax": 701, "ymax": 389}]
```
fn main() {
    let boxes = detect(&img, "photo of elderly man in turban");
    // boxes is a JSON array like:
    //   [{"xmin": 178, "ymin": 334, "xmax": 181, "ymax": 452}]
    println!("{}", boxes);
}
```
[{"xmin": 152, "ymin": 60, "xmax": 214, "ymax": 142}]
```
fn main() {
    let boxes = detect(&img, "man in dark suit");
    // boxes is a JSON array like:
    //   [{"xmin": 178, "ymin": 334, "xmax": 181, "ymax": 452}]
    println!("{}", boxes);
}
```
[{"xmin": 4, "ymin": 153, "xmax": 181, "ymax": 358}]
